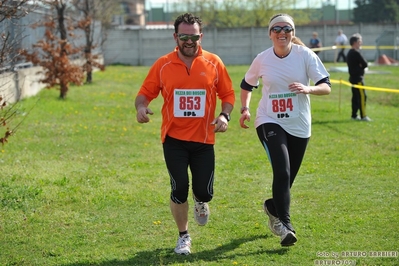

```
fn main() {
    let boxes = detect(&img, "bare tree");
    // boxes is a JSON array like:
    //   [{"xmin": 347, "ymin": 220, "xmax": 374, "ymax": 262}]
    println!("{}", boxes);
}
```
[
  {"xmin": 72, "ymin": 0, "xmax": 115, "ymax": 83},
  {"xmin": 0, "ymin": 0, "xmax": 32, "ymax": 69},
  {"xmin": 0, "ymin": 0, "xmax": 33, "ymax": 145},
  {"xmin": 0, "ymin": 0, "xmax": 30, "ymax": 22}
]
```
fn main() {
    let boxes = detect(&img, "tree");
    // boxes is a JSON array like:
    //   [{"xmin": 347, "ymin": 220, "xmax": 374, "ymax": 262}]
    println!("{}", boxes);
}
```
[
  {"xmin": 354, "ymin": 0, "xmax": 399, "ymax": 23},
  {"xmin": 0, "ymin": 0, "xmax": 32, "ymax": 69},
  {"xmin": 72, "ymin": 0, "xmax": 109, "ymax": 84},
  {"xmin": 169, "ymin": 0, "xmax": 312, "ymax": 28},
  {"xmin": 0, "ymin": 0, "xmax": 33, "ymax": 145},
  {"xmin": 22, "ymin": 0, "xmax": 84, "ymax": 99}
]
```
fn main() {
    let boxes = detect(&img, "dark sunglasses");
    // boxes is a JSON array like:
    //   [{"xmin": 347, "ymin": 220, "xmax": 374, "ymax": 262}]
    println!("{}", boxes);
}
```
[
  {"xmin": 178, "ymin": 34, "xmax": 200, "ymax": 42},
  {"xmin": 271, "ymin": 26, "xmax": 293, "ymax": 34}
]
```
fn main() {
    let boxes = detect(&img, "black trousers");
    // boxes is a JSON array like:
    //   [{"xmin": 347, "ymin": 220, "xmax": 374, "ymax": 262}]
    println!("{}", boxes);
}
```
[
  {"xmin": 163, "ymin": 135, "xmax": 215, "ymax": 204},
  {"xmin": 336, "ymin": 48, "xmax": 346, "ymax": 62},
  {"xmin": 257, "ymin": 123, "xmax": 309, "ymax": 232},
  {"xmin": 351, "ymin": 82, "xmax": 367, "ymax": 118}
]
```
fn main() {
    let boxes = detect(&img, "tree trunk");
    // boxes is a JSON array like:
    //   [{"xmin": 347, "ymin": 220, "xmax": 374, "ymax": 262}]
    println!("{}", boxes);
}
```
[
  {"xmin": 57, "ymin": 2, "xmax": 67, "ymax": 41},
  {"xmin": 86, "ymin": 71, "xmax": 92, "ymax": 83},
  {"xmin": 85, "ymin": 49, "xmax": 93, "ymax": 83},
  {"xmin": 59, "ymin": 82, "xmax": 68, "ymax": 99}
]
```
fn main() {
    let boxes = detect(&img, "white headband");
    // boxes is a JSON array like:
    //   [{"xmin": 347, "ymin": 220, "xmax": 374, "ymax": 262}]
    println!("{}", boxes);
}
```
[{"xmin": 268, "ymin": 15, "xmax": 295, "ymax": 36}]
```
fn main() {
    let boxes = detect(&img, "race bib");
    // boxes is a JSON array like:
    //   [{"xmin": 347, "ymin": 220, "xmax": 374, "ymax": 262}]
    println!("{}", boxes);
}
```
[
  {"xmin": 174, "ymin": 89, "xmax": 206, "ymax": 117},
  {"xmin": 266, "ymin": 92, "xmax": 299, "ymax": 119}
]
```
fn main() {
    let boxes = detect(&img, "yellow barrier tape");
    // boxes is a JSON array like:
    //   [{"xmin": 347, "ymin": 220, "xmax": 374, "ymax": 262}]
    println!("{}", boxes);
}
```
[
  {"xmin": 312, "ymin": 45, "xmax": 398, "ymax": 52},
  {"xmin": 330, "ymin": 79, "xmax": 399, "ymax": 93}
]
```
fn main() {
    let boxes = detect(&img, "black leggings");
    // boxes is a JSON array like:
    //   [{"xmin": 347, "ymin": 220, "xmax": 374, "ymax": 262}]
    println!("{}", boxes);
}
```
[
  {"xmin": 257, "ymin": 123, "xmax": 309, "ymax": 232},
  {"xmin": 163, "ymin": 135, "xmax": 215, "ymax": 204}
]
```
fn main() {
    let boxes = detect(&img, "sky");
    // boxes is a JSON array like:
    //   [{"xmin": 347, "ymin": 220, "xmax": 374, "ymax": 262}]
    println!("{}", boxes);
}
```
[{"xmin": 145, "ymin": 0, "xmax": 357, "ymax": 10}]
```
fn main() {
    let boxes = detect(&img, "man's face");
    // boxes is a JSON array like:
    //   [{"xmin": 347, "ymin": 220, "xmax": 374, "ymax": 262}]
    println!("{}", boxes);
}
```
[
  {"xmin": 355, "ymin": 38, "xmax": 362, "ymax": 49},
  {"xmin": 174, "ymin": 22, "xmax": 202, "ymax": 58}
]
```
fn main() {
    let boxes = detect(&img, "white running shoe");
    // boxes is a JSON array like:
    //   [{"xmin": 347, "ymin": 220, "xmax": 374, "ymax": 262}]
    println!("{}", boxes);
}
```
[
  {"xmin": 280, "ymin": 226, "xmax": 297, "ymax": 247},
  {"xmin": 361, "ymin": 116, "xmax": 372, "ymax": 122},
  {"xmin": 263, "ymin": 201, "xmax": 283, "ymax": 236},
  {"xmin": 174, "ymin": 234, "xmax": 191, "ymax": 255},
  {"xmin": 194, "ymin": 200, "xmax": 210, "ymax": 226}
]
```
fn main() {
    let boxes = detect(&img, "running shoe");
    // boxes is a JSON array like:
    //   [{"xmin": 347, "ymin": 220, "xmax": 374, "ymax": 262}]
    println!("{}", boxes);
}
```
[
  {"xmin": 263, "ymin": 201, "xmax": 283, "ymax": 236},
  {"xmin": 174, "ymin": 234, "xmax": 191, "ymax": 255},
  {"xmin": 361, "ymin": 116, "xmax": 372, "ymax": 122},
  {"xmin": 280, "ymin": 225, "xmax": 297, "ymax": 246}
]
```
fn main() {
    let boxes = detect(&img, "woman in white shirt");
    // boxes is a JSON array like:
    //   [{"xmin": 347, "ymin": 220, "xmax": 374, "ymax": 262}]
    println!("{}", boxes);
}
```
[{"xmin": 239, "ymin": 13, "xmax": 331, "ymax": 247}]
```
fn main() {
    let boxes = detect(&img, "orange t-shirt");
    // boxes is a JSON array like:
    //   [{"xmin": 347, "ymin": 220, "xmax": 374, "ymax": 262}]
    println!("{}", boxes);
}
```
[{"xmin": 137, "ymin": 46, "xmax": 235, "ymax": 144}]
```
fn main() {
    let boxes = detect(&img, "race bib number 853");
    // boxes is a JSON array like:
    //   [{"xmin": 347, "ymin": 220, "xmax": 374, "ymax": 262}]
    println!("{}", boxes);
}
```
[
  {"xmin": 174, "ymin": 89, "xmax": 206, "ymax": 117},
  {"xmin": 266, "ymin": 92, "xmax": 299, "ymax": 119}
]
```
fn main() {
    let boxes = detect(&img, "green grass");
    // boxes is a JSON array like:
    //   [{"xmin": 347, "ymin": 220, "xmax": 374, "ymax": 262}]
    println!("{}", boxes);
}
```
[{"xmin": 1, "ymin": 63, "xmax": 398, "ymax": 266}]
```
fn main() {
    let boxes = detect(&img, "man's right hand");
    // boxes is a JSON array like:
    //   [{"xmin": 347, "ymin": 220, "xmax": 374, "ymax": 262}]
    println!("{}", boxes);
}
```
[{"xmin": 136, "ymin": 107, "xmax": 154, "ymax": 123}]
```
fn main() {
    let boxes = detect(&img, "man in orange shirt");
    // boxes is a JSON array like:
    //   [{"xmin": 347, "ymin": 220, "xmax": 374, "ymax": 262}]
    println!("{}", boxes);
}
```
[{"xmin": 135, "ymin": 13, "xmax": 235, "ymax": 255}]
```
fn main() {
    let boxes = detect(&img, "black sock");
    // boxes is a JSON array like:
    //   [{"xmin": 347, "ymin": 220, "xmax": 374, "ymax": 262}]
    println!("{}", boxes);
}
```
[{"xmin": 179, "ymin": 230, "xmax": 188, "ymax": 237}]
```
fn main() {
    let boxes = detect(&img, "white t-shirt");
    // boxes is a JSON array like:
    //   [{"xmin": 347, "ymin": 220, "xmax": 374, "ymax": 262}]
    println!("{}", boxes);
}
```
[
  {"xmin": 335, "ymin": 34, "xmax": 348, "ymax": 45},
  {"xmin": 244, "ymin": 44, "xmax": 329, "ymax": 138}
]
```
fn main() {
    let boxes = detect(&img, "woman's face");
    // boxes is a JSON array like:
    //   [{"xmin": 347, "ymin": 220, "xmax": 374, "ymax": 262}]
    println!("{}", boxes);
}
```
[{"xmin": 270, "ymin": 22, "xmax": 294, "ymax": 48}]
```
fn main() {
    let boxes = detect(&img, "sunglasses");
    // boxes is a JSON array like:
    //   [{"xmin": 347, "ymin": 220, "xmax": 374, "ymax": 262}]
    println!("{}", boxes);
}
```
[
  {"xmin": 271, "ymin": 26, "xmax": 293, "ymax": 34},
  {"xmin": 177, "ymin": 34, "xmax": 200, "ymax": 42}
]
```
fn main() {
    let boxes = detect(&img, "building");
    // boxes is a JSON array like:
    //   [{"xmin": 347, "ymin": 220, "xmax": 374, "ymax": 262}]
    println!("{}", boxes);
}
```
[{"xmin": 113, "ymin": 0, "xmax": 146, "ymax": 26}]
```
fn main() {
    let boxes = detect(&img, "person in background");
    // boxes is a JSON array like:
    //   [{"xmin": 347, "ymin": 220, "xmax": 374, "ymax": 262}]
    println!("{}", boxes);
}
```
[
  {"xmin": 347, "ymin": 33, "xmax": 371, "ymax": 121},
  {"xmin": 135, "ymin": 13, "xmax": 235, "ymax": 255},
  {"xmin": 309, "ymin": 31, "xmax": 322, "ymax": 55},
  {"xmin": 239, "ymin": 13, "xmax": 331, "ymax": 247},
  {"xmin": 334, "ymin": 29, "xmax": 348, "ymax": 62}
]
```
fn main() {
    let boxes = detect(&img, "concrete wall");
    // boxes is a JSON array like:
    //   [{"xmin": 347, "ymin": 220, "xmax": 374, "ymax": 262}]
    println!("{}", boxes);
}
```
[
  {"xmin": 103, "ymin": 23, "xmax": 399, "ymax": 66},
  {"xmin": 2, "ymin": 24, "xmax": 399, "ymax": 103},
  {"xmin": 1, "ymin": 57, "xmax": 103, "ymax": 104},
  {"xmin": 0, "ymin": 66, "xmax": 45, "ymax": 104}
]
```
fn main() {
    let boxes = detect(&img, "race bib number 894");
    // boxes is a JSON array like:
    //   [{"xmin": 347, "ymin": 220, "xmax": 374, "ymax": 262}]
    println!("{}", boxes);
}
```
[{"xmin": 266, "ymin": 92, "xmax": 299, "ymax": 119}]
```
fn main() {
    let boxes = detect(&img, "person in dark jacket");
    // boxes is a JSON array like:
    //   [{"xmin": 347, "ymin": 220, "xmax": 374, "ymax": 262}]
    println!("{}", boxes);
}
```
[
  {"xmin": 347, "ymin": 34, "xmax": 371, "ymax": 121},
  {"xmin": 309, "ymin": 31, "xmax": 322, "ymax": 55}
]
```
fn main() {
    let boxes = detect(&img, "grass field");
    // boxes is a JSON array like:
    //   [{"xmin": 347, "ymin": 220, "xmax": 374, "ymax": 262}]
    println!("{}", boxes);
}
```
[{"xmin": 0, "ymin": 63, "xmax": 398, "ymax": 266}]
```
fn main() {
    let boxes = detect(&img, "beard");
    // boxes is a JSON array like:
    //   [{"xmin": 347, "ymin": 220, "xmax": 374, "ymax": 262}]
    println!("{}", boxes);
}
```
[{"xmin": 178, "ymin": 42, "xmax": 198, "ymax": 58}]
